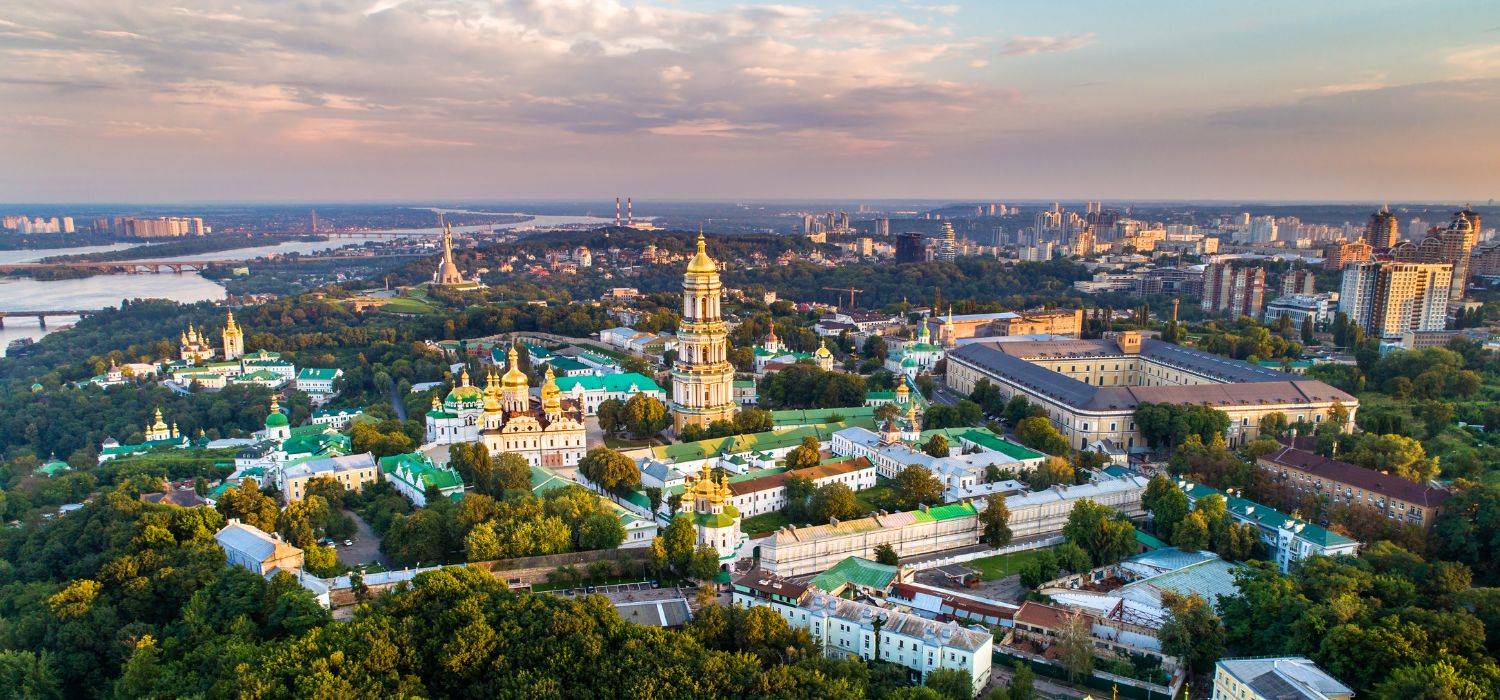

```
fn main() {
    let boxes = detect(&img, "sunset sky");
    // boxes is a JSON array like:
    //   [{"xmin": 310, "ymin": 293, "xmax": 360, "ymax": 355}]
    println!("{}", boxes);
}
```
[{"xmin": 2, "ymin": 0, "xmax": 1498, "ymax": 202}]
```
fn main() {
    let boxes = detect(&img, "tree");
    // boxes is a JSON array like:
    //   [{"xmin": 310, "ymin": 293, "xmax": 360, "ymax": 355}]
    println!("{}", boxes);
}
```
[
  {"xmin": 1063, "ymin": 498, "xmax": 1136, "ymax": 566},
  {"xmin": 1015, "ymin": 416, "xmax": 1069, "ymax": 455},
  {"xmin": 923, "ymin": 434, "xmax": 950, "ymax": 458},
  {"xmin": 874, "ymin": 543, "xmax": 900, "ymax": 566},
  {"xmin": 687, "ymin": 544, "xmax": 721, "ymax": 581},
  {"xmin": 1142, "ymin": 474, "xmax": 1189, "ymax": 537},
  {"xmin": 1003, "ymin": 395, "xmax": 1037, "ymax": 425},
  {"xmin": 893, "ymin": 465, "xmax": 945, "ymax": 510},
  {"xmin": 215, "ymin": 477, "xmax": 279, "ymax": 532},
  {"xmin": 1008, "ymin": 661, "xmax": 1036, "ymax": 700},
  {"xmin": 809, "ymin": 483, "xmax": 861, "ymax": 522},
  {"xmin": 621, "ymin": 393, "xmax": 669, "ymax": 438},
  {"xmin": 1301, "ymin": 315, "xmax": 1315, "ymax": 344},
  {"xmin": 575, "ymin": 511, "xmax": 626, "ymax": 550},
  {"xmin": 1057, "ymin": 610, "xmax": 1095, "ymax": 681},
  {"xmin": 782, "ymin": 475, "xmax": 817, "ymax": 522},
  {"xmin": 597, "ymin": 397, "xmax": 624, "ymax": 434},
  {"xmin": 970, "ymin": 378, "xmax": 1003, "ymax": 415},
  {"xmin": 1054, "ymin": 542, "xmax": 1092, "ymax": 573},
  {"xmin": 1173, "ymin": 510, "xmax": 1211, "ymax": 552},
  {"xmin": 1258, "ymin": 412, "xmax": 1289, "ymax": 440},
  {"xmin": 1026, "ymin": 456, "xmax": 1075, "ymax": 490},
  {"xmin": 979, "ymin": 495, "xmax": 1012, "ymax": 547},
  {"xmin": 924, "ymin": 668, "xmax": 973, "ymax": 700},
  {"xmin": 1158, "ymin": 591, "xmax": 1225, "ymax": 678},
  {"xmin": 784, "ymin": 444, "xmax": 821, "ymax": 471},
  {"xmin": 578, "ymin": 447, "xmax": 640, "ymax": 494},
  {"xmin": 661, "ymin": 515, "xmax": 698, "ymax": 573},
  {"xmin": 491, "ymin": 452, "xmax": 532, "ymax": 493}
]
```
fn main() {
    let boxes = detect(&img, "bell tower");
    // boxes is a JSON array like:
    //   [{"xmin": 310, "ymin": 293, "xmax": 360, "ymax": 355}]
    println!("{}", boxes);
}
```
[{"xmin": 670, "ymin": 231, "xmax": 737, "ymax": 432}]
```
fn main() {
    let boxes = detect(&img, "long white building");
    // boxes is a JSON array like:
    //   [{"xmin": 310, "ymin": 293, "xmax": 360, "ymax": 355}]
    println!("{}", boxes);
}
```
[{"xmin": 734, "ymin": 571, "xmax": 993, "ymax": 695}]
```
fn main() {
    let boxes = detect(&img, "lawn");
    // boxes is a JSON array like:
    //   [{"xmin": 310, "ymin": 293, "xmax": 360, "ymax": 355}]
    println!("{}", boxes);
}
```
[
  {"xmin": 968, "ymin": 546, "xmax": 1057, "ymax": 581},
  {"xmin": 741, "ymin": 511, "xmax": 793, "ymax": 536},
  {"xmin": 378, "ymin": 296, "xmax": 435, "ymax": 314},
  {"xmin": 604, "ymin": 435, "xmax": 658, "ymax": 449}
]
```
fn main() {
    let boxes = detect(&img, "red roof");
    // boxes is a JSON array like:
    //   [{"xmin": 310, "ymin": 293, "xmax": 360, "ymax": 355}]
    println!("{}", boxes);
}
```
[
  {"xmin": 1013, "ymin": 601, "xmax": 1087, "ymax": 630},
  {"xmin": 1260, "ymin": 446, "xmax": 1451, "ymax": 509}
]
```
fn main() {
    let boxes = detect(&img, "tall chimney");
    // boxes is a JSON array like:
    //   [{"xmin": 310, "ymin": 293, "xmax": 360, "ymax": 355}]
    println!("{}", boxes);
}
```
[
  {"xmin": 627, "ymin": 197, "xmax": 633, "ymax": 226},
  {"xmin": 615, "ymin": 197, "xmax": 621, "ymax": 227}
]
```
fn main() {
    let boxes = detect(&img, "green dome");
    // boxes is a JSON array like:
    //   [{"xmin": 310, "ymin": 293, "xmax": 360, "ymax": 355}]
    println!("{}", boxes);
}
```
[{"xmin": 266, "ymin": 411, "xmax": 289, "ymax": 428}]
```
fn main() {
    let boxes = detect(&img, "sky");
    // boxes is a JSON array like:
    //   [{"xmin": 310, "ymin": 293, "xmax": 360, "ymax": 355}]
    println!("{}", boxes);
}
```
[{"xmin": 2, "ymin": 0, "xmax": 1498, "ymax": 203}]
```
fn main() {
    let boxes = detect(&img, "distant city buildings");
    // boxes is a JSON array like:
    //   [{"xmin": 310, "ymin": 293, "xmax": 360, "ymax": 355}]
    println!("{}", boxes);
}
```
[{"xmin": 1389, "ymin": 207, "xmax": 1479, "ymax": 300}]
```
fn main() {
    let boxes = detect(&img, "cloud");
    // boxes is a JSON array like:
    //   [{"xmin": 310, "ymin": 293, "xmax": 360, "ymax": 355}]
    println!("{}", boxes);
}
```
[
  {"xmin": 1446, "ymin": 44, "xmax": 1500, "ymax": 78},
  {"xmin": 1000, "ymin": 33, "xmax": 1096, "ymax": 56}
]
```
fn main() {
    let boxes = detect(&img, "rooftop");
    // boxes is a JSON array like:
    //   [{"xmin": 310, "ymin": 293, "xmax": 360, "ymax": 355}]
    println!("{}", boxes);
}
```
[
  {"xmin": 948, "ymin": 337, "xmax": 1354, "ymax": 412},
  {"xmin": 1179, "ymin": 480, "xmax": 1356, "ymax": 548},
  {"xmin": 808, "ymin": 556, "xmax": 899, "ymax": 594},
  {"xmin": 1217, "ymin": 657, "xmax": 1353, "ymax": 700},
  {"xmin": 1260, "ymin": 445, "xmax": 1450, "ymax": 509}
]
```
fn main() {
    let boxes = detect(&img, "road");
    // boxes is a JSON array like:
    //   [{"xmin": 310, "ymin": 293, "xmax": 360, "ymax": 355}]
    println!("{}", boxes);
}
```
[
  {"xmin": 337, "ymin": 509, "xmax": 386, "ymax": 568},
  {"xmin": 986, "ymin": 663, "xmax": 1094, "ymax": 700}
]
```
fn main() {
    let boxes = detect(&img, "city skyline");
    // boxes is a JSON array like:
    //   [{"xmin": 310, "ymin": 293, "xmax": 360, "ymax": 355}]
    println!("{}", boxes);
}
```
[{"xmin": 2, "ymin": 0, "xmax": 1498, "ymax": 202}]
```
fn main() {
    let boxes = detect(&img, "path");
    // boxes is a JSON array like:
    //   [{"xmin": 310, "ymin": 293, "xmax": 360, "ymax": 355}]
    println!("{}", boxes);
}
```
[
  {"xmin": 389, "ymin": 381, "xmax": 407, "ymax": 421},
  {"xmin": 338, "ymin": 509, "xmax": 386, "ymax": 568},
  {"xmin": 987, "ymin": 663, "xmax": 1093, "ymax": 700}
]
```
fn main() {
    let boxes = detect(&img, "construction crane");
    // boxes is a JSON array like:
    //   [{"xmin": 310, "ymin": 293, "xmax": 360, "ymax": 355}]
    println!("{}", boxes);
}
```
[{"xmin": 823, "ymin": 286, "xmax": 864, "ymax": 310}]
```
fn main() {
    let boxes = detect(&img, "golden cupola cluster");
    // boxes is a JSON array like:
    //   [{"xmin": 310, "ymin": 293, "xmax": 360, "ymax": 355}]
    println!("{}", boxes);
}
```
[{"xmin": 541, "ymin": 367, "xmax": 562, "ymax": 416}]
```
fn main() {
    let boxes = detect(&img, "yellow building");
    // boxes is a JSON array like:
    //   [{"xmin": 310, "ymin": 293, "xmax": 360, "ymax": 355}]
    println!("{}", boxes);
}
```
[
  {"xmin": 222, "ymin": 310, "xmax": 244, "ymax": 360},
  {"xmin": 425, "ymin": 346, "xmax": 588, "ymax": 468},
  {"xmin": 683, "ymin": 463, "xmax": 744, "ymax": 562},
  {"xmin": 1211, "ymin": 657, "xmax": 1351, "ymax": 700},
  {"xmin": 670, "ymin": 233, "xmax": 737, "ymax": 432}
]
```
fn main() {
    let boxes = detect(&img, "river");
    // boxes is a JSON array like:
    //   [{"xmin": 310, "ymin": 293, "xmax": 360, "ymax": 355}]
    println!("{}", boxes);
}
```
[{"xmin": 0, "ymin": 213, "xmax": 615, "ymax": 355}]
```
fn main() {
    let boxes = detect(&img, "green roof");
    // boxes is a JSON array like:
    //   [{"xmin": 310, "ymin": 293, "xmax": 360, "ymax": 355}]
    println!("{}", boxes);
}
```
[
  {"xmin": 530, "ymin": 465, "xmax": 573, "ymax": 495},
  {"xmin": 553, "ymin": 372, "xmax": 663, "ymax": 394},
  {"xmin": 772, "ymin": 406, "xmax": 876, "ymax": 428},
  {"xmin": 924, "ymin": 502, "xmax": 979, "ymax": 521},
  {"xmin": 281, "ymin": 431, "xmax": 349, "ymax": 457},
  {"xmin": 37, "ymin": 460, "xmax": 70, "ymax": 477},
  {"xmin": 548, "ymin": 357, "xmax": 590, "ymax": 372},
  {"xmin": 312, "ymin": 407, "xmax": 363, "ymax": 418},
  {"xmin": 921, "ymin": 427, "xmax": 1044, "ymax": 461},
  {"xmin": 578, "ymin": 351, "xmax": 617, "ymax": 366},
  {"xmin": 1180, "ymin": 481, "xmax": 1355, "ymax": 548},
  {"xmin": 653, "ymin": 425, "xmax": 850, "ymax": 463},
  {"xmin": 379, "ymin": 452, "xmax": 464, "ymax": 491},
  {"xmin": 809, "ymin": 556, "xmax": 899, "ymax": 593},
  {"xmin": 733, "ymin": 380, "xmax": 757, "ymax": 389},
  {"xmin": 235, "ymin": 370, "xmax": 284, "ymax": 382},
  {"xmin": 265, "ymin": 411, "xmax": 289, "ymax": 428},
  {"xmin": 1135, "ymin": 530, "xmax": 1169, "ymax": 550},
  {"xmin": 667, "ymin": 466, "xmax": 788, "ymax": 497},
  {"xmin": 297, "ymin": 367, "xmax": 341, "ymax": 381},
  {"xmin": 694, "ymin": 512, "xmax": 737, "ymax": 528},
  {"xmin": 242, "ymin": 350, "xmax": 281, "ymax": 360}
]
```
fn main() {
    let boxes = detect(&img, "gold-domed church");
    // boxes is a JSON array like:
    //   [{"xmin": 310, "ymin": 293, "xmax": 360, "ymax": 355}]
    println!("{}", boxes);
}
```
[
  {"xmin": 682, "ymin": 463, "xmax": 745, "ymax": 563},
  {"xmin": 670, "ymin": 232, "xmax": 737, "ymax": 432},
  {"xmin": 425, "ymin": 345, "xmax": 587, "ymax": 467}
]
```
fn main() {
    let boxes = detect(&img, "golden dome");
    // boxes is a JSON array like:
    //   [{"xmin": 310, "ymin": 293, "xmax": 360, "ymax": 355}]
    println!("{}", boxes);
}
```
[
  {"xmin": 685, "ymin": 231, "xmax": 718, "ymax": 275},
  {"xmin": 541, "ymin": 367, "xmax": 561, "ymax": 413},
  {"xmin": 502, "ymin": 345, "xmax": 529, "ymax": 389},
  {"xmin": 815, "ymin": 339, "xmax": 832, "ymax": 357},
  {"xmin": 896, "ymin": 379, "xmax": 910, "ymax": 397}
]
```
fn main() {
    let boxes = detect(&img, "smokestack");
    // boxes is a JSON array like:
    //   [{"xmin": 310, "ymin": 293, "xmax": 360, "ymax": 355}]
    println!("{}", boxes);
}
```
[
  {"xmin": 627, "ymin": 197, "xmax": 633, "ymax": 226},
  {"xmin": 615, "ymin": 197, "xmax": 621, "ymax": 227}
]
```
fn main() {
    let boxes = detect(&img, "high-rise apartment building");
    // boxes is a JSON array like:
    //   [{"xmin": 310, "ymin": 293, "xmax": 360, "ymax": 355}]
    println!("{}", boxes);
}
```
[
  {"xmin": 1323, "ymin": 240, "xmax": 1372, "ymax": 270},
  {"xmin": 934, "ymin": 222, "xmax": 957, "ymax": 262},
  {"xmin": 1407, "ymin": 218, "xmax": 1430, "ymax": 240},
  {"xmin": 1363, "ymin": 206, "xmax": 1400, "ymax": 249},
  {"xmin": 895, "ymin": 233, "xmax": 926, "ymax": 264},
  {"xmin": 1202, "ymin": 263, "xmax": 1266, "ymax": 318},
  {"xmin": 1339, "ymin": 262, "xmax": 1452, "ymax": 340},
  {"xmin": 1390, "ymin": 209, "xmax": 1477, "ymax": 300},
  {"xmin": 874, "ymin": 218, "xmax": 890, "ymax": 237},
  {"xmin": 1281, "ymin": 269, "xmax": 1317, "ymax": 296},
  {"xmin": 1247, "ymin": 216, "xmax": 1278, "ymax": 243}
]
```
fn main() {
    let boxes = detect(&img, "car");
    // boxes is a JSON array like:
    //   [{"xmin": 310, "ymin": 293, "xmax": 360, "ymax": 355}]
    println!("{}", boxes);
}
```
[
  {"xmin": 650, "ymin": 580, "xmax": 660, "ymax": 589},
  {"xmin": 585, "ymin": 585, "xmax": 596, "ymax": 594},
  {"xmin": 343, "ymin": 539, "xmax": 353, "ymax": 546}
]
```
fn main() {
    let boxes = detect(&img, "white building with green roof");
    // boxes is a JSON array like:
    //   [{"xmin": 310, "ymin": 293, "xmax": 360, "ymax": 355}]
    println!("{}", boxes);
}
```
[
  {"xmin": 295, "ymin": 367, "xmax": 343, "ymax": 396},
  {"xmin": 1176, "ymin": 479, "xmax": 1360, "ymax": 572},
  {"xmin": 883, "ymin": 323, "xmax": 945, "ymax": 378},
  {"xmin": 380, "ymin": 452, "xmax": 464, "ymax": 507},
  {"xmin": 552, "ymin": 372, "xmax": 665, "ymax": 416}
]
